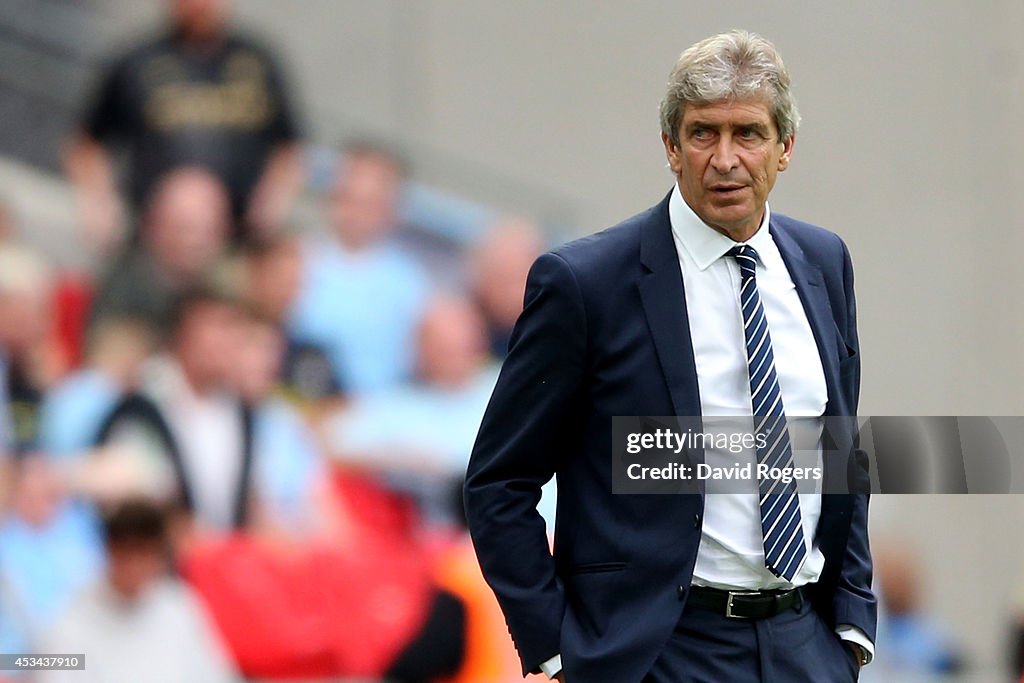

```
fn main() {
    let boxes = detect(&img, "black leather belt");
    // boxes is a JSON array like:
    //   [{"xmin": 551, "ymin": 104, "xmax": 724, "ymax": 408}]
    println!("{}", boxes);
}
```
[{"xmin": 686, "ymin": 585, "xmax": 806, "ymax": 619}]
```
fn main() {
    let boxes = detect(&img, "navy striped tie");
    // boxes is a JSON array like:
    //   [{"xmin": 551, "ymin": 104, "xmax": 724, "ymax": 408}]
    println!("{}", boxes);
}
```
[{"xmin": 728, "ymin": 245, "xmax": 807, "ymax": 581}]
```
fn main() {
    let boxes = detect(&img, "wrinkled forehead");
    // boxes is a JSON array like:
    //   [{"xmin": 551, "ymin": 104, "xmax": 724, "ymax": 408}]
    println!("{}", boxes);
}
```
[{"xmin": 680, "ymin": 95, "xmax": 779, "ymax": 132}]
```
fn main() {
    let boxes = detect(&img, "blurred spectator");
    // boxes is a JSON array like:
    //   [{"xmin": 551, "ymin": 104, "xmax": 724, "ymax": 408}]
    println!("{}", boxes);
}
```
[
  {"xmin": 242, "ymin": 236, "xmax": 301, "ymax": 324},
  {"xmin": 872, "ymin": 543, "xmax": 965, "ymax": 676},
  {"xmin": 39, "ymin": 499, "xmax": 238, "ymax": 683},
  {"xmin": 38, "ymin": 318, "xmax": 156, "ymax": 459},
  {"xmin": 89, "ymin": 167, "xmax": 230, "ymax": 332},
  {"xmin": 287, "ymin": 141, "xmax": 431, "ymax": 395},
  {"xmin": 469, "ymin": 217, "xmax": 544, "ymax": 359},
  {"xmin": 65, "ymin": 0, "xmax": 303, "ymax": 251},
  {"xmin": 0, "ymin": 455, "xmax": 104, "ymax": 637},
  {"xmin": 231, "ymin": 310, "xmax": 329, "ymax": 536},
  {"xmin": 96, "ymin": 290, "xmax": 252, "ymax": 531},
  {"xmin": 329, "ymin": 295, "xmax": 555, "ymax": 530},
  {"xmin": 95, "ymin": 290, "xmax": 330, "ymax": 536},
  {"xmin": 0, "ymin": 244, "xmax": 63, "ymax": 453},
  {"xmin": 243, "ymin": 236, "xmax": 342, "ymax": 406},
  {"xmin": 0, "ymin": 201, "xmax": 93, "ymax": 372}
]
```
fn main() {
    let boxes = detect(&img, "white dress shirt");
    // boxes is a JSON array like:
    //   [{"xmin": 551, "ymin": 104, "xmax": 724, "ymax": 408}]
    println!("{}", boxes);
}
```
[{"xmin": 668, "ymin": 183, "xmax": 828, "ymax": 590}]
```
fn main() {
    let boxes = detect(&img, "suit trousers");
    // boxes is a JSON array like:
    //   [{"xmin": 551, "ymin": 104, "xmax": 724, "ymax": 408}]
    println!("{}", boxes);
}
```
[{"xmin": 642, "ymin": 591, "xmax": 860, "ymax": 683}]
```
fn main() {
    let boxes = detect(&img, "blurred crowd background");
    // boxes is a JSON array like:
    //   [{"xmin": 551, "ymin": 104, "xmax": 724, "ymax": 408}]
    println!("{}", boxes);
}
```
[{"xmin": 0, "ymin": 1, "xmax": 1022, "ymax": 682}]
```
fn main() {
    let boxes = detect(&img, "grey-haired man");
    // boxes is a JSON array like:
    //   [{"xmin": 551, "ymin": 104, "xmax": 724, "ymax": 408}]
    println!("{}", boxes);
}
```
[{"xmin": 465, "ymin": 31, "xmax": 875, "ymax": 682}]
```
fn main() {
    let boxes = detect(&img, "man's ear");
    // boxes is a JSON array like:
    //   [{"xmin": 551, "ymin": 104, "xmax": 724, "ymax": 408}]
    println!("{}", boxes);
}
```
[
  {"xmin": 662, "ymin": 132, "xmax": 682, "ymax": 174},
  {"xmin": 777, "ymin": 133, "xmax": 796, "ymax": 172}
]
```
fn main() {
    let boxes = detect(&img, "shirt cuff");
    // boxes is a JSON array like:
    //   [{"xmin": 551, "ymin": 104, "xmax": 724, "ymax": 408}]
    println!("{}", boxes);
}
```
[
  {"xmin": 836, "ymin": 624, "xmax": 874, "ymax": 665},
  {"xmin": 539, "ymin": 654, "xmax": 563, "ymax": 678}
]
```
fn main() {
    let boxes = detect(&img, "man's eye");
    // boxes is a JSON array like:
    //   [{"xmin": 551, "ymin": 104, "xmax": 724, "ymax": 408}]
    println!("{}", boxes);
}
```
[
  {"xmin": 738, "ymin": 128, "xmax": 758, "ymax": 139},
  {"xmin": 691, "ymin": 128, "xmax": 710, "ymax": 140}
]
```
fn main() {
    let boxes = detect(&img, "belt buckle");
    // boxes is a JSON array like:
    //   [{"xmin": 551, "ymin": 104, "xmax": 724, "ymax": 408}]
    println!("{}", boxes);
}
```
[{"xmin": 725, "ymin": 591, "xmax": 758, "ymax": 619}]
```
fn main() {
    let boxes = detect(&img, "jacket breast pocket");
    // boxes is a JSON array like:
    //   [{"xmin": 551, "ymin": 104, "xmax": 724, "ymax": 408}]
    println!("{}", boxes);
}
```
[{"xmin": 569, "ymin": 561, "xmax": 628, "ymax": 575}]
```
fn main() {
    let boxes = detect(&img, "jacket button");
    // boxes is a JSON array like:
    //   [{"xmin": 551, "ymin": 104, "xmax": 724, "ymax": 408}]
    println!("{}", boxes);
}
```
[
  {"xmin": 693, "ymin": 513, "xmax": 701, "ymax": 528},
  {"xmin": 677, "ymin": 585, "xmax": 687, "ymax": 600}
]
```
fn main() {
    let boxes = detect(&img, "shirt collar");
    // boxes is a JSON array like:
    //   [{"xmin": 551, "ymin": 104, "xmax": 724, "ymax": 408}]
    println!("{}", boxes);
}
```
[{"xmin": 668, "ymin": 182, "xmax": 772, "ymax": 271}]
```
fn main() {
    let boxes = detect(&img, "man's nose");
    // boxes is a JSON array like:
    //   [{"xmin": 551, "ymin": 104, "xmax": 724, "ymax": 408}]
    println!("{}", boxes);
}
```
[{"xmin": 710, "ymin": 136, "xmax": 740, "ymax": 174}]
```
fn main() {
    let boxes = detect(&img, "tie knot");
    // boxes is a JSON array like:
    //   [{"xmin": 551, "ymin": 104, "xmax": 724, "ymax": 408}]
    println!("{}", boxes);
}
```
[{"xmin": 728, "ymin": 245, "xmax": 760, "ymax": 278}]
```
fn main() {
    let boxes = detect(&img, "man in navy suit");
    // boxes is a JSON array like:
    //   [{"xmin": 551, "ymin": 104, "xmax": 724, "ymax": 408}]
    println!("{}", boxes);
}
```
[{"xmin": 465, "ymin": 31, "xmax": 876, "ymax": 682}]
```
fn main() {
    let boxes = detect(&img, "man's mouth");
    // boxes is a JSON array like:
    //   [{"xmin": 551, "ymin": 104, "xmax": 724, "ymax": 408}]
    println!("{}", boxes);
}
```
[{"xmin": 709, "ymin": 184, "xmax": 747, "ymax": 195}]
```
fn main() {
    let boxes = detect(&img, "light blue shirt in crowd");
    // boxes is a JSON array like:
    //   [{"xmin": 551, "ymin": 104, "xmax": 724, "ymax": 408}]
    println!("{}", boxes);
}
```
[
  {"xmin": 38, "ymin": 370, "xmax": 122, "ymax": 457},
  {"xmin": 252, "ymin": 397, "xmax": 326, "ymax": 533},
  {"xmin": 287, "ymin": 236, "xmax": 430, "ymax": 395},
  {"xmin": 337, "ymin": 366, "xmax": 499, "ymax": 473},
  {"xmin": 0, "ymin": 501, "xmax": 105, "ymax": 633}
]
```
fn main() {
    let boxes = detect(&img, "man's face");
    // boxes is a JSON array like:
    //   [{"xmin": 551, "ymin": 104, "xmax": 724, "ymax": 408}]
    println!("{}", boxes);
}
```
[
  {"xmin": 330, "ymin": 154, "xmax": 402, "ymax": 249},
  {"xmin": 175, "ymin": 302, "xmax": 241, "ymax": 391},
  {"xmin": 108, "ymin": 543, "xmax": 166, "ymax": 601},
  {"xmin": 147, "ymin": 170, "xmax": 228, "ymax": 280},
  {"xmin": 0, "ymin": 289, "xmax": 50, "ymax": 352},
  {"xmin": 663, "ymin": 96, "xmax": 794, "ymax": 240},
  {"xmin": 233, "ymin": 319, "xmax": 284, "ymax": 402},
  {"xmin": 248, "ymin": 242, "xmax": 301, "ymax": 321},
  {"xmin": 417, "ymin": 299, "xmax": 487, "ymax": 389},
  {"xmin": 170, "ymin": 0, "xmax": 228, "ymax": 40}
]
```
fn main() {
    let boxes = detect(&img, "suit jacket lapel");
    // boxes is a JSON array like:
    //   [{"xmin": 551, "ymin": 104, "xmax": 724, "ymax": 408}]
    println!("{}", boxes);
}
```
[
  {"xmin": 771, "ymin": 221, "xmax": 857, "ymax": 520},
  {"xmin": 770, "ymin": 219, "xmax": 843, "ymax": 417},
  {"xmin": 637, "ymin": 194, "xmax": 702, "ymax": 420}
]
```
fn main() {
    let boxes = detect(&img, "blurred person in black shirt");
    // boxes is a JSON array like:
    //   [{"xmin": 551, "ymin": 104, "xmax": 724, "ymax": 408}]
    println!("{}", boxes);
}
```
[{"xmin": 65, "ymin": 0, "xmax": 303, "ymax": 251}]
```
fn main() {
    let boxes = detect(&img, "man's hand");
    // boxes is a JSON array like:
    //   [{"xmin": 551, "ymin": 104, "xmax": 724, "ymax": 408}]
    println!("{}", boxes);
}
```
[
  {"xmin": 846, "ymin": 642, "xmax": 865, "ymax": 670},
  {"xmin": 244, "ymin": 143, "xmax": 303, "ymax": 238},
  {"xmin": 64, "ymin": 135, "xmax": 126, "ymax": 256}
]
